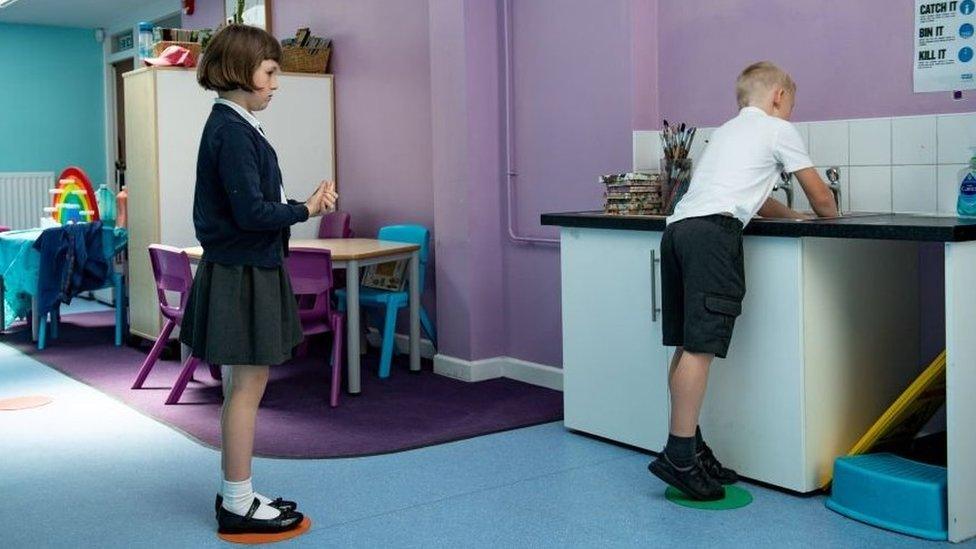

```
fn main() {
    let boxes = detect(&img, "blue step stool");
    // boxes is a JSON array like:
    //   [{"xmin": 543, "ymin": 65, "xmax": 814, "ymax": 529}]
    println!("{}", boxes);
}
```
[{"xmin": 826, "ymin": 453, "xmax": 947, "ymax": 541}]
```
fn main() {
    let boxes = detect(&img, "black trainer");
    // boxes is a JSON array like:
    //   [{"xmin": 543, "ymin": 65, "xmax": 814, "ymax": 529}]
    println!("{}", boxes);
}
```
[
  {"xmin": 648, "ymin": 452, "xmax": 724, "ymax": 501},
  {"xmin": 697, "ymin": 443, "xmax": 739, "ymax": 485}
]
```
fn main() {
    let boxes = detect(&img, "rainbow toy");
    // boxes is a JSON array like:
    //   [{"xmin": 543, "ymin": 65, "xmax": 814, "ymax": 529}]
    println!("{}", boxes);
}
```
[{"xmin": 52, "ymin": 166, "xmax": 99, "ymax": 223}]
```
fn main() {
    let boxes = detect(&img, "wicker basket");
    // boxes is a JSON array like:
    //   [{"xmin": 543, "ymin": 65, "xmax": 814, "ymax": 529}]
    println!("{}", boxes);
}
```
[
  {"xmin": 281, "ymin": 45, "xmax": 331, "ymax": 73},
  {"xmin": 152, "ymin": 41, "xmax": 202, "ymax": 58}
]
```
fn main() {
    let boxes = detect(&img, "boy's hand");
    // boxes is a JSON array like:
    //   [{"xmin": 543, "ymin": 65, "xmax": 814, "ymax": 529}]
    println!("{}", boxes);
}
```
[
  {"xmin": 794, "ymin": 168, "xmax": 839, "ymax": 218},
  {"xmin": 757, "ymin": 197, "xmax": 806, "ymax": 219}
]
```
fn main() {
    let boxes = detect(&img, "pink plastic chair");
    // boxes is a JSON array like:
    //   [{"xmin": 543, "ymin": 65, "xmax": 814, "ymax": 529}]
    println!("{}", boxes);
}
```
[
  {"xmin": 131, "ymin": 244, "xmax": 220, "ymax": 404},
  {"xmin": 287, "ymin": 248, "xmax": 345, "ymax": 407},
  {"xmin": 317, "ymin": 211, "xmax": 353, "ymax": 239},
  {"xmin": 317, "ymin": 211, "xmax": 352, "ymax": 289}
]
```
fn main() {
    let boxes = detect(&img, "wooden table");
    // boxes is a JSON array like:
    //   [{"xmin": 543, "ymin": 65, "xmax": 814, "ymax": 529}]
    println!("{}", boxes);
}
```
[{"xmin": 183, "ymin": 239, "xmax": 421, "ymax": 394}]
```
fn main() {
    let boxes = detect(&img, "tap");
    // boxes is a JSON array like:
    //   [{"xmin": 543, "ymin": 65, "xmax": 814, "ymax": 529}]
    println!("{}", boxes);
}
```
[
  {"xmin": 826, "ymin": 167, "xmax": 842, "ymax": 214},
  {"xmin": 774, "ymin": 171, "xmax": 795, "ymax": 209}
]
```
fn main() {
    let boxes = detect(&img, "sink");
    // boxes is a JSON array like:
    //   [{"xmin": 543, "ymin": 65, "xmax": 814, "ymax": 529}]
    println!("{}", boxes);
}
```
[
  {"xmin": 755, "ymin": 212, "xmax": 889, "ymax": 222},
  {"xmin": 795, "ymin": 212, "xmax": 888, "ymax": 222}
]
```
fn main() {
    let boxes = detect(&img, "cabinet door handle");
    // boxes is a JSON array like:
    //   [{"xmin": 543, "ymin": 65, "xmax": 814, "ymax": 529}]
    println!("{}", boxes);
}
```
[{"xmin": 650, "ymin": 249, "xmax": 662, "ymax": 321}]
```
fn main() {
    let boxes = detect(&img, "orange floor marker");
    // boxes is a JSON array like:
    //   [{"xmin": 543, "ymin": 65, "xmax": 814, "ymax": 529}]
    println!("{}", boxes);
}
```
[
  {"xmin": 0, "ymin": 395, "xmax": 53, "ymax": 411},
  {"xmin": 217, "ymin": 517, "xmax": 312, "ymax": 545}
]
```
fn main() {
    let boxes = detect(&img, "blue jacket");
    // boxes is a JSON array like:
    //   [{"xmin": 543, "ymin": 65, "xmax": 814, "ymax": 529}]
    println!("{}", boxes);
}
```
[
  {"xmin": 32, "ymin": 221, "xmax": 110, "ymax": 316},
  {"xmin": 193, "ymin": 103, "xmax": 309, "ymax": 268}
]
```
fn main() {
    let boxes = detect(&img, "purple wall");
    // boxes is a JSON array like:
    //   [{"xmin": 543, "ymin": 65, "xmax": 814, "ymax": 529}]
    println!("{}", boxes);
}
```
[
  {"xmin": 181, "ymin": 0, "xmax": 223, "ymax": 29},
  {"xmin": 274, "ymin": 1, "xmax": 435, "ymax": 240},
  {"xmin": 185, "ymin": 0, "xmax": 434, "ymax": 239},
  {"xmin": 503, "ymin": 0, "xmax": 640, "ymax": 366},
  {"xmin": 183, "ymin": 0, "xmax": 644, "ymax": 365},
  {"xmin": 185, "ymin": 1, "xmax": 957, "ymax": 368},
  {"xmin": 184, "ymin": 0, "xmax": 438, "ymax": 324},
  {"xmin": 654, "ymin": 0, "xmax": 975, "ymax": 128},
  {"xmin": 428, "ymin": 0, "xmax": 473, "ymax": 359},
  {"xmin": 462, "ymin": 0, "xmax": 507, "ymax": 359},
  {"xmin": 631, "ymin": 0, "xmax": 659, "ymax": 130},
  {"xmin": 427, "ymin": 0, "xmax": 507, "ymax": 360},
  {"xmin": 651, "ymin": 0, "xmax": 954, "ymax": 366}
]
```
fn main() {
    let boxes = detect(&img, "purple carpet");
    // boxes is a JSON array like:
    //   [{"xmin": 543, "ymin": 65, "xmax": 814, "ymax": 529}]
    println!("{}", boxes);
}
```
[{"xmin": 3, "ymin": 311, "xmax": 563, "ymax": 458}]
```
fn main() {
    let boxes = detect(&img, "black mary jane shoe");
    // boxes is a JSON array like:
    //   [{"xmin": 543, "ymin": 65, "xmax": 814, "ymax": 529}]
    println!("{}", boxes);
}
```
[
  {"xmin": 215, "ymin": 494, "xmax": 298, "ymax": 517},
  {"xmin": 217, "ymin": 498, "xmax": 304, "ymax": 534}
]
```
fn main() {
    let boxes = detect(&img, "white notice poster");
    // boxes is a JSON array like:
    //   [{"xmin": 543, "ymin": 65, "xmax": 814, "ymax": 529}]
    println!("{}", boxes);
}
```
[{"xmin": 914, "ymin": 0, "xmax": 976, "ymax": 92}]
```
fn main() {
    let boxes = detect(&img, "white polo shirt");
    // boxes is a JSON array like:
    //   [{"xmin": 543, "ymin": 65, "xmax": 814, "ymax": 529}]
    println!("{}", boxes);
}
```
[{"xmin": 667, "ymin": 106, "xmax": 814, "ymax": 227}]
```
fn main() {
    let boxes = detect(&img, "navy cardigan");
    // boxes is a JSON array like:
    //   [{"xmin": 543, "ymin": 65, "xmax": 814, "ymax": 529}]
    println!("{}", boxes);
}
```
[{"xmin": 192, "ymin": 103, "xmax": 309, "ymax": 268}]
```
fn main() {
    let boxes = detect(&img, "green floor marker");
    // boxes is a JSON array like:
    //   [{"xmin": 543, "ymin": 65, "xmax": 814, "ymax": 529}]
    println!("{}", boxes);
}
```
[{"xmin": 664, "ymin": 485, "xmax": 753, "ymax": 510}]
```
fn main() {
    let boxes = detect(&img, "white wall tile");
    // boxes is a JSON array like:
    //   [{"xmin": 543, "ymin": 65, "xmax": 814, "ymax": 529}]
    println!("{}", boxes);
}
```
[
  {"xmin": 789, "ymin": 188, "xmax": 810, "ymax": 213},
  {"xmin": 938, "ymin": 164, "xmax": 969, "ymax": 214},
  {"xmin": 937, "ymin": 113, "xmax": 976, "ymax": 164},
  {"xmin": 793, "ymin": 122, "xmax": 810, "ymax": 151},
  {"xmin": 892, "ymin": 116, "xmax": 937, "ymax": 165},
  {"xmin": 820, "ymin": 166, "xmax": 850, "ymax": 213},
  {"xmin": 633, "ymin": 131, "xmax": 661, "ymax": 171},
  {"xmin": 849, "ymin": 166, "xmax": 892, "ymax": 212},
  {"xmin": 892, "ymin": 165, "xmax": 937, "ymax": 213},
  {"xmin": 634, "ymin": 112, "xmax": 976, "ymax": 216},
  {"xmin": 770, "ymin": 175, "xmax": 795, "ymax": 211},
  {"xmin": 778, "ymin": 166, "xmax": 850, "ymax": 213},
  {"xmin": 849, "ymin": 118, "xmax": 892, "ymax": 166},
  {"xmin": 809, "ymin": 120, "xmax": 849, "ymax": 166}
]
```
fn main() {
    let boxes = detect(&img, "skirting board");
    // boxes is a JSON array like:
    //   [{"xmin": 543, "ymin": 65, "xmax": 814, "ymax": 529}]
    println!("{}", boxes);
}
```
[
  {"xmin": 365, "ymin": 328, "xmax": 437, "ymax": 359},
  {"xmin": 433, "ymin": 354, "xmax": 563, "ymax": 392},
  {"xmin": 362, "ymin": 329, "xmax": 564, "ymax": 392}
]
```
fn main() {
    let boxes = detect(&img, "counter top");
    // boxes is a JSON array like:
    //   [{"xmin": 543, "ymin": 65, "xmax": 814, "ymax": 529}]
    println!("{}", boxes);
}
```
[{"xmin": 540, "ymin": 211, "xmax": 976, "ymax": 242}]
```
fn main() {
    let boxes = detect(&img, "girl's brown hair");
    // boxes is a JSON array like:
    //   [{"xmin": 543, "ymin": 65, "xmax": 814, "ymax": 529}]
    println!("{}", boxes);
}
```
[{"xmin": 197, "ymin": 24, "xmax": 282, "ymax": 92}]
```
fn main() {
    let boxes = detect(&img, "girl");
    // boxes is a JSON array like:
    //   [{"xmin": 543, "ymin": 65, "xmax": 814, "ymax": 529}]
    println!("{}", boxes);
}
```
[{"xmin": 180, "ymin": 24, "xmax": 338, "ymax": 534}]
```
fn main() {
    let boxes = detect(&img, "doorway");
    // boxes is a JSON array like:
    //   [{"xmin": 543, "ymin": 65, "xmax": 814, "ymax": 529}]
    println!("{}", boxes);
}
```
[{"xmin": 112, "ymin": 57, "xmax": 134, "ymax": 190}]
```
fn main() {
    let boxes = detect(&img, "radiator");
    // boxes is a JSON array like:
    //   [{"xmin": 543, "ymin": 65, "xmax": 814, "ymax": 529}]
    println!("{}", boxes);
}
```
[{"xmin": 0, "ymin": 172, "xmax": 55, "ymax": 230}]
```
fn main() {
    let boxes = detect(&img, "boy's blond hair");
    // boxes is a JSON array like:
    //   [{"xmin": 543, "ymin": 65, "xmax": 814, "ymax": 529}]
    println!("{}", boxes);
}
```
[{"xmin": 735, "ymin": 62, "xmax": 796, "ymax": 108}]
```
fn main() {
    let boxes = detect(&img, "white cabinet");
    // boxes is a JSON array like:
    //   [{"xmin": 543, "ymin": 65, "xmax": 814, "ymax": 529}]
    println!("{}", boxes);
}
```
[
  {"xmin": 699, "ymin": 236, "xmax": 807, "ymax": 490},
  {"xmin": 560, "ymin": 227, "xmax": 670, "ymax": 451},
  {"xmin": 704, "ymin": 236, "xmax": 921, "ymax": 492},
  {"xmin": 123, "ymin": 67, "xmax": 335, "ymax": 341},
  {"xmin": 560, "ymin": 229, "xmax": 922, "ymax": 492}
]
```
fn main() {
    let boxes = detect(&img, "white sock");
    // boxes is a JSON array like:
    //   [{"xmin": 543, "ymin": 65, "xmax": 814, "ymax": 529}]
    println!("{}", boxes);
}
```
[
  {"xmin": 220, "ymin": 473, "xmax": 275, "ymax": 506},
  {"xmin": 221, "ymin": 477, "xmax": 281, "ymax": 520}
]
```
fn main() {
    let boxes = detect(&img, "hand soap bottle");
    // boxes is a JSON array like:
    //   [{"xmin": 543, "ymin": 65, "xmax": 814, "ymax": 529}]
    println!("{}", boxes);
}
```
[{"xmin": 958, "ymin": 150, "xmax": 976, "ymax": 217}]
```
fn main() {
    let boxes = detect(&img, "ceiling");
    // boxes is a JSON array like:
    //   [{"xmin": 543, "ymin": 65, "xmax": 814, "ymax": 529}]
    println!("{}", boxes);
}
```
[{"xmin": 0, "ymin": 0, "xmax": 178, "ymax": 29}]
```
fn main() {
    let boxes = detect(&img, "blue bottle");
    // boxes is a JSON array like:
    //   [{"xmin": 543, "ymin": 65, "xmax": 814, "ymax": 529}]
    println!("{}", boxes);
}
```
[
  {"xmin": 959, "ymin": 152, "xmax": 976, "ymax": 216},
  {"xmin": 138, "ymin": 22, "xmax": 154, "ymax": 60},
  {"xmin": 95, "ymin": 184, "xmax": 117, "ymax": 225}
]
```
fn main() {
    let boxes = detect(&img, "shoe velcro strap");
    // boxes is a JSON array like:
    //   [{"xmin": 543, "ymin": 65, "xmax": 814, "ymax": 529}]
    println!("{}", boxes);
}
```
[{"xmin": 244, "ymin": 497, "xmax": 261, "ymax": 521}]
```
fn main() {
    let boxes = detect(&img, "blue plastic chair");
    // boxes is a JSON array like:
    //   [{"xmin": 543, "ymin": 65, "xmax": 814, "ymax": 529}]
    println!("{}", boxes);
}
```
[
  {"xmin": 38, "ymin": 227, "xmax": 127, "ymax": 350},
  {"xmin": 336, "ymin": 224, "xmax": 436, "ymax": 378}
]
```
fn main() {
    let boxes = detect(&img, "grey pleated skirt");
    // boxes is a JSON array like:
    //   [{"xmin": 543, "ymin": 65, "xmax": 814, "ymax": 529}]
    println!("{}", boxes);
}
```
[{"xmin": 179, "ymin": 260, "xmax": 303, "ymax": 366}]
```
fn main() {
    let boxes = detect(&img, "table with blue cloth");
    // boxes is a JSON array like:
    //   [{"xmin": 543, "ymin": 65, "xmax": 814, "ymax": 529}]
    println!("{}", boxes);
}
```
[{"xmin": 0, "ymin": 225, "xmax": 127, "ymax": 339}]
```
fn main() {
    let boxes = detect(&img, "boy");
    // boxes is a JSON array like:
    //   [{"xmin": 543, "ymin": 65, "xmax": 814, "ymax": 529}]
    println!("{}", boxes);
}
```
[{"xmin": 648, "ymin": 62, "xmax": 838, "ymax": 500}]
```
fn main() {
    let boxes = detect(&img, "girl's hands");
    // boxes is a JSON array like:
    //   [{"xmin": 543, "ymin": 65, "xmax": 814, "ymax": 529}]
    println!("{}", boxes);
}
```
[{"xmin": 305, "ymin": 180, "xmax": 339, "ymax": 217}]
